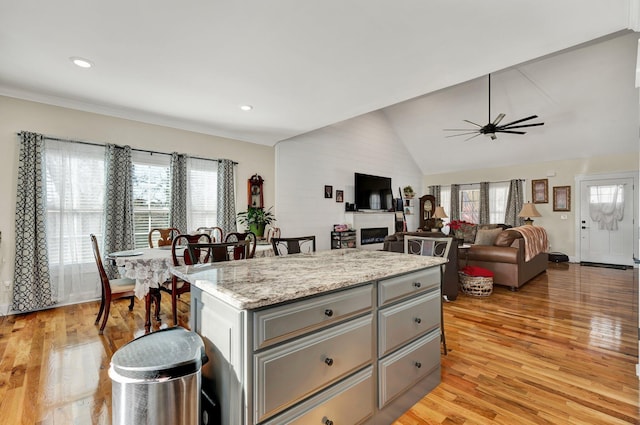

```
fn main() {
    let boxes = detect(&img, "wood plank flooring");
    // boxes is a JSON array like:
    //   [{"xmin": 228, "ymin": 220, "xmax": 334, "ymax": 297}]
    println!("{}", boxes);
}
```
[{"xmin": 0, "ymin": 262, "xmax": 637, "ymax": 424}]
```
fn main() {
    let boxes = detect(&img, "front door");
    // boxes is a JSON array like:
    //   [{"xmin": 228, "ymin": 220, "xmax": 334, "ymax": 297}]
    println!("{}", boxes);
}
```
[{"xmin": 579, "ymin": 176, "xmax": 635, "ymax": 266}]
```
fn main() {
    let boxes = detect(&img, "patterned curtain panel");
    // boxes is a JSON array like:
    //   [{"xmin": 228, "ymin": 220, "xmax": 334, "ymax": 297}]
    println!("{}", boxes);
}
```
[
  {"xmin": 450, "ymin": 184, "xmax": 460, "ymax": 221},
  {"xmin": 170, "ymin": 152, "xmax": 188, "ymax": 233},
  {"xmin": 479, "ymin": 181, "xmax": 490, "ymax": 224},
  {"xmin": 103, "ymin": 144, "xmax": 134, "ymax": 278},
  {"xmin": 217, "ymin": 159, "xmax": 237, "ymax": 235},
  {"xmin": 428, "ymin": 185, "xmax": 441, "ymax": 207},
  {"xmin": 505, "ymin": 179, "xmax": 524, "ymax": 227},
  {"xmin": 12, "ymin": 131, "xmax": 54, "ymax": 312}
]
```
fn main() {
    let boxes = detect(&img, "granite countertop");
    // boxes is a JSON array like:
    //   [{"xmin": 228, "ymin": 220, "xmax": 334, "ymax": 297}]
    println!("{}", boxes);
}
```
[{"xmin": 171, "ymin": 249, "xmax": 445, "ymax": 310}]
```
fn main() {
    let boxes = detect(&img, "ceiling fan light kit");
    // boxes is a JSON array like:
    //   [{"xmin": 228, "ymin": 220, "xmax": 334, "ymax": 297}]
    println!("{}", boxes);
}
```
[{"xmin": 444, "ymin": 74, "xmax": 544, "ymax": 141}]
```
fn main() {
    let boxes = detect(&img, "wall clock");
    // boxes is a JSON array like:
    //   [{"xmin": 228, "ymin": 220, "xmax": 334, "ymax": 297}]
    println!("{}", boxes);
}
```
[{"xmin": 248, "ymin": 174, "xmax": 264, "ymax": 208}]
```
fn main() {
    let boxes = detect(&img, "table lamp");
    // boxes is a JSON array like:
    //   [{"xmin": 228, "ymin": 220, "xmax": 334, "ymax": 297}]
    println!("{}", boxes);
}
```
[
  {"xmin": 432, "ymin": 206, "xmax": 448, "ymax": 231},
  {"xmin": 518, "ymin": 202, "xmax": 541, "ymax": 225}
]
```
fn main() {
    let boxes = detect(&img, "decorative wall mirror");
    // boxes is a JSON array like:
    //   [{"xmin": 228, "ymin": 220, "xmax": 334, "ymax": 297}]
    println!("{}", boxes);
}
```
[
  {"xmin": 248, "ymin": 174, "xmax": 264, "ymax": 208},
  {"xmin": 419, "ymin": 194, "xmax": 436, "ymax": 230}
]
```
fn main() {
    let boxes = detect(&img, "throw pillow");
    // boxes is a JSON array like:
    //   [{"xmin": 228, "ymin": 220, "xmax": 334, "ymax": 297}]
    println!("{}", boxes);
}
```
[
  {"xmin": 474, "ymin": 228, "xmax": 503, "ymax": 245},
  {"xmin": 493, "ymin": 230, "xmax": 520, "ymax": 247}
]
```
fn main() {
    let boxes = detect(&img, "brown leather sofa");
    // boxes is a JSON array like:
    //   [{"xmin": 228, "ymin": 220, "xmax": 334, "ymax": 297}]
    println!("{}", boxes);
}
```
[
  {"xmin": 383, "ymin": 231, "xmax": 461, "ymax": 301},
  {"xmin": 462, "ymin": 231, "xmax": 547, "ymax": 290}
]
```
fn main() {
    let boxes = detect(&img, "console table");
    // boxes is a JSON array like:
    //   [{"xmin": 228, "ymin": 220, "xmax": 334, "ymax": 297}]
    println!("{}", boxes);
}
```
[{"xmin": 172, "ymin": 249, "xmax": 445, "ymax": 425}]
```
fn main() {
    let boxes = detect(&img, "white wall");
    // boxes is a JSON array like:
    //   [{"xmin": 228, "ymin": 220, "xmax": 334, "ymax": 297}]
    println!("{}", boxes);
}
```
[
  {"xmin": 423, "ymin": 153, "xmax": 639, "ymax": 259},
  {"xmin": 275, "ymin": 110, "xmax": 424, "ymax": 251},
  {"xmin": 0, "ymin": 96, "xmax": 275, "ymax": 292}
]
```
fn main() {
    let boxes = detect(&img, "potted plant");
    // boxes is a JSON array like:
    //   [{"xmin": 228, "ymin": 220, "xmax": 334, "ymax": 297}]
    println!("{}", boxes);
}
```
[
  {"xmin": 403, "ymin": 185, "xmax": 415, "ymax": 198},
  {"xmin": 237, "ymin": 206, "xmax": 276, "ymax": 238}
]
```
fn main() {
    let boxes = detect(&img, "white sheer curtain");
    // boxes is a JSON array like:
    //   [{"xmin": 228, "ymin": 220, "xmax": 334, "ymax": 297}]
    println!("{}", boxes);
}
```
[
  {"xmin": 45, "ymin": 140, "xmax": 105, "ymax": 304},
  {"xmin": 589, "ymin": 184, "xmax": 624, "ymax": 230},
  {"xmin": 489, "ymin": 181, "xmax": 510, "ymax": 223},
  {"xmin": 187, "ymin": 157, "xmax": 219, "ymax": 231}
]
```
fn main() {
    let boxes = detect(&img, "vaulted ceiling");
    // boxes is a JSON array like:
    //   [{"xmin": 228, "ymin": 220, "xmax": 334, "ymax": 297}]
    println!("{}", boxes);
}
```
[{"xmin": 1, "ymin": 1, "xmax": 638, "ymax": 174}]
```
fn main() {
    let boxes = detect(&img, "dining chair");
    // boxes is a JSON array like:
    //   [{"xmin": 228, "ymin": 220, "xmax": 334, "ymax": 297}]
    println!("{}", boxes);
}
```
[
  {"xmin": 91, "ymin": 234, "xmax": 150, "ymax": 334},
  {"xmin": 225, "ymin": 232, "xmax": 257, "ymax": 259},
  {"xmin": 148, "ymin": 227, "xmax": 180, "ymax": 248},
  {"xmin": 265, "ymin": 227, "xmax": 281, "ymax": 243},
  {"xmin": 196, "ymin": 226, "xmax": 224, "ymax": 242},
  {"xmin": 271, "ymin": 236, "xmax": 316, "ymax": 256},
  {"xmin": 403, "ymin": 235, "xmax": 452, "ymax": 355},
  {"xmin": 163, "ymin": 233, "xmax": 212, "ymax": 326},
  {"xmin": 186, "ymin": 241, "xmax": 248, "ymax": 264}
]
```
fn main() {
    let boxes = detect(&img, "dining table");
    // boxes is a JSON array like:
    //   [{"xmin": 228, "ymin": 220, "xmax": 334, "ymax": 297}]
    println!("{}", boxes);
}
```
[
  {"xmin": 108, "ymin": 242, "xmax": 272, "ymax": 330},
  {"xmin": 108, "ymin": 247, "xmax": 175, "ymax": 330}
]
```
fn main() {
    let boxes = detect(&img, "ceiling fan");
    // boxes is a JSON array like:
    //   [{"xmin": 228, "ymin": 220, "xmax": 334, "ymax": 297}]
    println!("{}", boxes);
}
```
[{"xmin": 444, "ymin": 74, "xmax": 544, "ymax": 141}]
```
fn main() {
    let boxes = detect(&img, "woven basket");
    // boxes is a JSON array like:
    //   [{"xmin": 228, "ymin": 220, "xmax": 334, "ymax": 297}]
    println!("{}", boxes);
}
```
[{"xmin": 459, "ymin": 272, "xmax": 493, "ymax": 297}]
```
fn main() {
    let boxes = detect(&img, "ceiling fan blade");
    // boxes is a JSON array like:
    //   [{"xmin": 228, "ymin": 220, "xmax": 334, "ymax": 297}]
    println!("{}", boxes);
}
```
[
  {"xmin": 492, "ymin": 113, "xmax": 505, "ymax": 125},
  {"xmin": 500, "ymin": 122, "xmax": 544, "ymax": 130},
  {"xmin": 498, "ymin": 115, "xmax": 539, "ymax": 128},
  {"xmin": 445, "ymin": 131, "xmax": 480, "ymax": 138},
  {"xmin": 464, "ymin": 133, "xmax": 483, "ymax": 142},
  {"xmin": 463, "ymin": 119, "xmax": 483, "ymax": 127},
  {"xmin": 497, "ymin": 130, "xmax": 527, "ymax": 135}
]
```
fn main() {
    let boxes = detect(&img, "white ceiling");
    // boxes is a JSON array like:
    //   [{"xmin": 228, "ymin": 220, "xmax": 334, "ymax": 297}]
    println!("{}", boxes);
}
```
[{"xmin": 1, "ymin": 1, "xmax": 638, "ymax": 173}]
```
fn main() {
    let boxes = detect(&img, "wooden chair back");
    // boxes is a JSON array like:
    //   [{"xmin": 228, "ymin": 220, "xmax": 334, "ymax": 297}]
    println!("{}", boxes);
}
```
[
  {"xmin": 90, "ymin": 234, "xmax": 137, "ymax": 334},
  {"xmin": 186, "ymin": 241, "xmax": 248, "ymax": 263},
  {"xmin": 225, "ymin": 232, "xmax": 257, "ymax": 259},
  {"xmin": 266, "ymin": 227, "xmax": 281, "ymax": 243},
  {"xmin": 271, "ymin": 236, "xmax": 316, "ymax": 256},
  {"xmin": 171, "ymin": 233, "xmax": 212, "ymax": 266},
  {"xmin": 196, "ymin": 226, "xmax": 224, "ymax": 242},
  {"xmin": 148, "ymin": 227, "xmax": 180, "ymax": 248}
]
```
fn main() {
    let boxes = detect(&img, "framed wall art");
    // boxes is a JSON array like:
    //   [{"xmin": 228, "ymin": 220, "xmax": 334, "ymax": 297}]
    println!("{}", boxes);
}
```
[
  {"xmin": 532, "ymin": 179, "xmax": 548, "ymax": 203},
  {"xmin": 335, "ymin": 190, "xmax": 344, "ymax": 203},
  {"xmin": 553, "ymin": 186, "xmax": 571, "ymax": 211},
  {"xmin": 324, "ymin": 185, "xmax": 333, "ymax": 198}
]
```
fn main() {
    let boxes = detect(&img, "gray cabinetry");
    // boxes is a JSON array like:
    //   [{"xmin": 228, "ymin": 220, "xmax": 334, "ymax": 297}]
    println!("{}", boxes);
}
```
[{"xmin": 191, "ymin": 266, "xmax": 441, "ymax": 424}]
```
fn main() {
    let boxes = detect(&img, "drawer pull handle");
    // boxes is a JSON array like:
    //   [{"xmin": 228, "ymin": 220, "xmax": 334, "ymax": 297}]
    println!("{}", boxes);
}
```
[
  {"xmin": 324, "ymin": 309, "xmax": 334, "ymax": 317},
  {"xmin": 415, "ymin": 361, "xmax": 422, "ymax": 368},
  {"xmin": 413, "ymin": 281, "xmax": 421, "ymax": 288},
  {"xmin": 324, "ymin": 357, "xmax": 334, "ymax": 366},
  {"xmin": 414, "ymin": 317, "xmax": 422, "ymax": 324},
  {"xmin": 324, "ymin": 419, "xmax": 334, "ymax": 425}
]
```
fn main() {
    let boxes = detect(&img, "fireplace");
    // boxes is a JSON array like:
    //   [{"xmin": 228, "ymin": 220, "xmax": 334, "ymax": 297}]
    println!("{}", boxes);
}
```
[
  {"xmin": 346, "ymin": 211, "xmax": 394, "ymax": 250},
  {"xmin": 360, "ymin": 227, "xmax": 389, "ymax": 245}
]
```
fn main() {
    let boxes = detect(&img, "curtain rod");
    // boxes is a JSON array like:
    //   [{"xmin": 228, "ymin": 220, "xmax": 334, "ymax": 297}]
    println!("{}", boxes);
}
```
[
  {"xmin": 449, "ymin": 178, "xmax": 526, "ymax": 186},
  {"xmin": 16, "ymin": 132, "xmax": 238, "ymax": 165}
]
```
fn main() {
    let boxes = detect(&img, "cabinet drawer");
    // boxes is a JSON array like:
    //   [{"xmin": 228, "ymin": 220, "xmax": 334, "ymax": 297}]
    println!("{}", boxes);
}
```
[
  {"xmin": 254, "ymin": 315, "xmax": 373, "ymax": 422},
  {"xmin": 262, "ymin": 366, "xmax": 373, "ymax": 425},
  {"xmin": 253, "ymin": 284, "xmax": 373, "ymax": 350},
  {"xmin": 378, "ymin": 267, "xmax": 440, "ymax": 306},
  {"xmin": 378, "ymin": 290, "xmax": 440, "ymax": 357},
  {"xmin": 378, "ymin": 329, "xmax": 440, "ymax": 408}
]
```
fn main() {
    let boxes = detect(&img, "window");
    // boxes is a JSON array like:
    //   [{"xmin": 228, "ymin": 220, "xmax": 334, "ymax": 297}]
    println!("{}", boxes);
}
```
[
  {"xmin": 489, "ymin": 182, "xmax": 509, "ymax": 223},
  {"xmin": 187, "ymin": 158, "xmax": 218, "ymax": 230},
  {"xmin": 132, "ymin": 152, "xmax": 171, "ymax": 249},
  {"xmin": 45, "ymin": 140, "xmax": 105, "ymax": 303},
  {"xmin": 459, "ymin": 184, "xmax": 479, "ymax": 223},
  {"xmin": 439, "ymin": 186, "xmax": 451, "ymax": 226}
]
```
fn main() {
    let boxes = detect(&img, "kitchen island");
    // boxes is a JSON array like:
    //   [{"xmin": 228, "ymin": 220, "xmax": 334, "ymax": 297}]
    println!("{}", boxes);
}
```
[{"xmin": 172, "ymin": 248, "xmax": 446, "ymax": 425}]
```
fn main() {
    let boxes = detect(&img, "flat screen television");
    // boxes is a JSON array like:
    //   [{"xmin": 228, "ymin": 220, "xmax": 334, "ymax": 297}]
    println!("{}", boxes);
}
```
[{"xmin": 354, "ymin": 172, "xmax": 394, "ymax": 211}]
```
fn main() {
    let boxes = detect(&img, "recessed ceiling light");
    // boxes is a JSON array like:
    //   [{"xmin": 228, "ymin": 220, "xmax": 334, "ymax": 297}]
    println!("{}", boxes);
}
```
[
  {"xmin": 70, "ymin": 57, "xmax": 93, "ymax": 68},
  {"xmin": 240, "ymin": 105, "xmax": 253, "ymax": 111}
]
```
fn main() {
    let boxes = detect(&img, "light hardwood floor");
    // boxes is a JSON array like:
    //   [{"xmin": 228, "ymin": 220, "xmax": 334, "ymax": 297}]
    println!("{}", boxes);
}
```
[{"xmin": 0, "ymin": 262, "xmax": 638, "ymax": 424}]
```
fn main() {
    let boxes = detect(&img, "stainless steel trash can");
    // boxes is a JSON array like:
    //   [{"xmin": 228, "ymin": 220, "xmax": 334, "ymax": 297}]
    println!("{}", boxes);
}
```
[{"xmin": 109, "ymin": 327, "xmax": 208, "ymax": 425}]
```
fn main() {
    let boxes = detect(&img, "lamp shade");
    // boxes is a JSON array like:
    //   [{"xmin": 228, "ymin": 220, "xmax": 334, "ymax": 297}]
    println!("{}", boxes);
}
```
[
  {"xmin": 432, "ymin": 206, "xmax": 448, "ymax": 219},
  {"xmin": 518, "ymin": 202, "xmax": 541, "ymax": 218}
]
